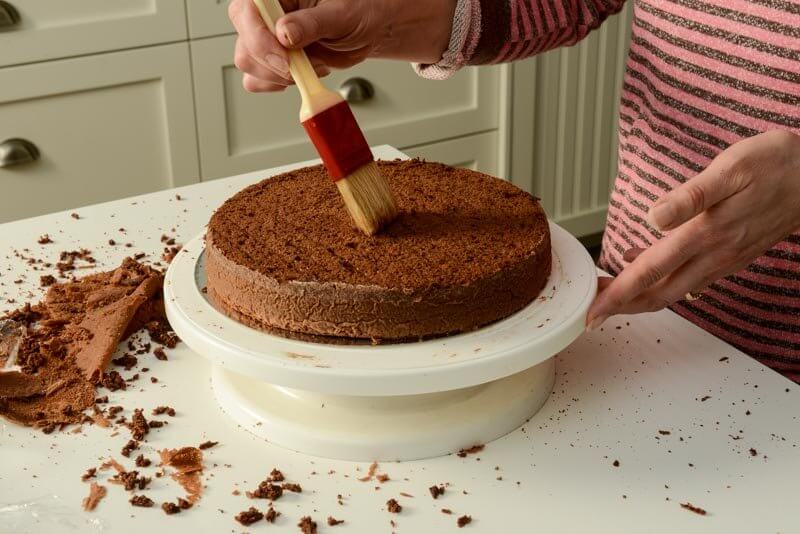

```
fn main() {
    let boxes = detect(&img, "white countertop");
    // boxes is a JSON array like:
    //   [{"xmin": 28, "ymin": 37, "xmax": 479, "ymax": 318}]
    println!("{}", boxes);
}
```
[{"xmin": 0, "ymin": 146, "xmax": 797, "ymax": 534}]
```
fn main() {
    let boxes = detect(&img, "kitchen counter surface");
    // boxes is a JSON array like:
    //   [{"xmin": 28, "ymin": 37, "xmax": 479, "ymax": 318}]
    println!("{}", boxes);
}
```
[{"xmin": 0, "ymin": 146, "xmax": 797, "ymax": 533}]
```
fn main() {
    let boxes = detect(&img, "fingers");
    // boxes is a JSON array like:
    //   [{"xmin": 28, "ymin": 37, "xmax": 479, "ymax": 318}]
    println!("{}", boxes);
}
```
[
  {"xmin": 587, "ymin": 222, "xmax": 701, "ymax": 327},
  {"xmin": 230, "ymin": 0, "xmax": 290, "ymax": 74},
  {"xmin": 608, "ymin": 253, "xmax": 721, "ymax": 316},
  {"xmin": 236, "ymin": 40, "xmax": 331, "ymax": 92},
  {"xmin": 275, "ymin": 1, "xmax": 351, "ymax": 49},
  {"xmin": 235, "ymin": 37, "xmax": 290, "ymax": 81},
  {"xmin": 648, "ymin": 156, "xmax": 745, "ymax": 232}
]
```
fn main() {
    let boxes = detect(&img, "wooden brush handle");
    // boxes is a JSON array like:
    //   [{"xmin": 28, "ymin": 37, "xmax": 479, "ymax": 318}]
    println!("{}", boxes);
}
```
[{"xmin": 251, "ymin": 0, "xmax": 342, "ymax": 120}]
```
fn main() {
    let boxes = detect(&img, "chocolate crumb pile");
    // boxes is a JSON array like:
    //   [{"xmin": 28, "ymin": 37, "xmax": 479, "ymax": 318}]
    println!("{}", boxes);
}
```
[{"xmin": 0, "ymin": 258, "xmax": 175, "ymax": 429}]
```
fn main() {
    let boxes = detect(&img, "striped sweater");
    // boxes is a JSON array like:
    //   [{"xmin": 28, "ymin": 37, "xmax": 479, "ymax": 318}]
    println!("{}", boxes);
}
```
[{"xmin": 418, "ymin": 0, "xmax": 800, "ymax": 382}]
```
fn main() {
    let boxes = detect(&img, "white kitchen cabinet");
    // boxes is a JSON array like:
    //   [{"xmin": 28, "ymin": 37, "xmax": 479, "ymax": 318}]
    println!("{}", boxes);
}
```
[
  {"xmin": 0, "ymin": 43, "xmax": 199, "ymax": 223},
  {"xmin": 403, "ymin": 132, "xmax": 499, "ymax": 176},
  {"xmin": 186, "ymin": 0, "xmax": 234, "ymax": 38},
  {"xmin": 0, "ymin": 0, "xmax": 187, "ymax": 67},
  {"xmin": 190, "ymin": 34, "xmax": 502, "ymax": 180}
]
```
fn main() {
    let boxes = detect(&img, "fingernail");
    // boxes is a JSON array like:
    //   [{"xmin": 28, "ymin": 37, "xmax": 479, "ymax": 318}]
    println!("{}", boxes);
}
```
[
  {"xmin": 649, "ymin": 202, "xmax": 675, "ymax": 231},
  {"xmin": 281, "ymin": 21, "xmax": 301, "ymax": 46},
  {"xmin": 586, "ymin": 315, "xmax": 608, "ymax": 332},
  {"xmin": 622, "ymin": 247, "xmax": 645, "ymax": 263},
  {"xmin": 265, "ymin": 54, "xmax": 289, "ymax": 75}
]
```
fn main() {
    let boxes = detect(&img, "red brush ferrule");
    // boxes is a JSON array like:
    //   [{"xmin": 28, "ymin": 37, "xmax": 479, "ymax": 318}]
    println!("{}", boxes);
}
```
[{"xmin": 301, "ymin": 101, "xmax": 374, "ymax": 181}]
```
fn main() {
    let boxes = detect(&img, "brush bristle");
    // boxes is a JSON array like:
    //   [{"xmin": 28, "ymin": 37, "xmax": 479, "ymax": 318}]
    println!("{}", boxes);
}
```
[{"xmin": 336, "ymin": 161, "xmax": 399, "ymax": 236}]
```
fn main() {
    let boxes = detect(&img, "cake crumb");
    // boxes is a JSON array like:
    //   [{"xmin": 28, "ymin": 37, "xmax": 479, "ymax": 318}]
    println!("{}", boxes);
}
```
[
  {"xmin": 235, "ymin": 506, "xmax": 263, "ymax": 525},
  {"xmin": 162, "ymin": 502, "xmax": 181, "ymax": 515},
  {"xmin": 429, "ymin": 485, "xmax": 445, "ymax": 499},
  {"xmin": 386, "ymin": 498, "xmax": 402, "ymax": 513},
  {"xmin": 282, "ymin": 482, "xmax": 302, "ymax": 493},
  {"xmin": 130, "ymin": 495, "xmax": 154, "ymax": 508},
  {"xmin": 457, "ymin": 515, "xmax": 472, "ymax": 527},
  {"xmin": 327, "ymin": 516, "xmax": 345, "ymax": 526},
  {"xmin": 265, "ymin": 505, "xmax": 280, "ymax": 523},
  {"xmin": 298, "ymin": 516, "xmax": 317, "ymax": 534},
  {"xmin": 680, "ymin": 502, "xmax": 708, "ymax": 516},
  {"xmin": 457, "ymin": 444, "xmax": 484, "ymax": 457}
]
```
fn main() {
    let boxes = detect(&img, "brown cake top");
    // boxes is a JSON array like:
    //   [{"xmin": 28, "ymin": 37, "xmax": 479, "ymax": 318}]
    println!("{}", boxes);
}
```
[{"xmin": 207, "ymin": 160, "xmax": 548, "ymax": 290}]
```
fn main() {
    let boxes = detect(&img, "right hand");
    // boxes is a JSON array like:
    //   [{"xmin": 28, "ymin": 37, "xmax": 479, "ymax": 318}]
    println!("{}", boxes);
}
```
[{"xmin": 228, "ymin": 0, "xmax": 456, "ymax": 92}]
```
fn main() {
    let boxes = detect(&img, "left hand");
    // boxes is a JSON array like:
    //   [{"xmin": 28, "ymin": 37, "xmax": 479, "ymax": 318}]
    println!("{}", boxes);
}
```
[{"xmin": 587, "ymin": 129, "xmax": 800, "ymax": 330}]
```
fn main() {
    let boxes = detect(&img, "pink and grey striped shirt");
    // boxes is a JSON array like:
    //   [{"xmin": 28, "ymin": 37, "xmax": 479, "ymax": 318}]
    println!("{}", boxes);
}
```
[{"xmin": 418, "ymin": 0, "xmax": 800, "ymax": 382}]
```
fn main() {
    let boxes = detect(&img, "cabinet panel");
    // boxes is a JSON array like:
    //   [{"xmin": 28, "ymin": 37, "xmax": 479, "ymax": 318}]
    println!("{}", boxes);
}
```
[
  {"xmin": 403, "ymin": 132, "xmax": 499, "ymax": 176},
  {"xmin": 0, "ymin": 43, "xmax": 199, "ymax": 222},
  {"xmin": 0, "ymin": 0, "xmax": 187, "ymax": 67},
  {"xmin": 186, "ymin": 0, "xmax": 234, "ymax": 39},
  {"xmin": 191, "ymin": 35, "xmax": 500, "ymax": 180}
]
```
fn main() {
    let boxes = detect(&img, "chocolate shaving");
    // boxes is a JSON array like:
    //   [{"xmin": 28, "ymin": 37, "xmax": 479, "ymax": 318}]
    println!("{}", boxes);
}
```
[
  {"xmin": 680, "ymin": 502, "xmax": 708, "ymax": 516},
  {"xmin": 82, "ymin": 482, "xmax": 106, "ymax": 511}
]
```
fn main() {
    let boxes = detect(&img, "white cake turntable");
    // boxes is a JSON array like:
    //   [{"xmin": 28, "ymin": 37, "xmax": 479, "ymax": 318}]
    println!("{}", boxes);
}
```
[{"xmin": 164, "ymin": 221, "xmax": 596, "ymax": 461}]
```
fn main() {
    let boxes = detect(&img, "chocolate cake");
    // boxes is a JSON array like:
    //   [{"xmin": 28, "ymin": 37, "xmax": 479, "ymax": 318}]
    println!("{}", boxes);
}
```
[{"xmin": 205, "ymin": 159, "xmax": 551, "ymax": 342}]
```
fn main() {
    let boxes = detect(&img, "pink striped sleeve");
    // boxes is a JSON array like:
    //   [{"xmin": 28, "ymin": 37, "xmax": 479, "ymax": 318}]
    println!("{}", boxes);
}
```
[{"xmin": 416, "ymin": 0, "xmax": 627, "ymax": 79}]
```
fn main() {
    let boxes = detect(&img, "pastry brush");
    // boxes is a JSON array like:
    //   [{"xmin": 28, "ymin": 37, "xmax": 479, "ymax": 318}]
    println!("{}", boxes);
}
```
[{"xmin": 251, "ymin": 0, "xmax": 399, "ymax": 236}]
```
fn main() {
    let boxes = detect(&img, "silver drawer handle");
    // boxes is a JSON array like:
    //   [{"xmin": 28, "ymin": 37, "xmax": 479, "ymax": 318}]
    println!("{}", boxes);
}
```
[
  {"xmin": 0, "ymin": 138, "xmax": 40, "ymax": 168},
  {"xmin": 338, "ymin": 77, "xmax": 374, "ymax": 104},
  {"xmin": 0, "ymin": 1, "xmax": 20, "ymax": 29}
]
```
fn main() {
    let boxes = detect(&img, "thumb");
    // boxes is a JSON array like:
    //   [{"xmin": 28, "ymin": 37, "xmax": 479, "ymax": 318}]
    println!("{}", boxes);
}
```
[{"xmin": 275, "ymin": 2, "xmax": 351, "ymax": 49}]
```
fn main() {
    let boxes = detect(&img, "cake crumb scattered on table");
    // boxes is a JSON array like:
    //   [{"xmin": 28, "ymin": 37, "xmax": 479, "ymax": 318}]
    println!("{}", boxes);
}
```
[
  {"xmin": 429, "ymin": 485, "xmax": 445, "ymax": 499},
  {"xmin": 457, "ymin": 444, "xmax": 485, "ymax": 457},
  {"xmin": 386, "ymin": 498, "xmax": 402, "ymax": 513},
  {"xmin": 680, "ymin": 502, "xmax": 708, "ymax": 516},
  {"xmin": 298, "ymin": 515, "xmax": 317, "ymax": 534},
  {"xmin": 130, "ymin": 494, "xmax": 154, "ymax": 507},
  {"xmin": 234, "ymin": 506, "xmax": 263, "ymax": 525}
]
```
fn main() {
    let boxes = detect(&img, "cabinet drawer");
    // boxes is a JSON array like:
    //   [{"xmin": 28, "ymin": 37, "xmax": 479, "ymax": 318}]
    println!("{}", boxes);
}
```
[
  {"xmin": 403, "ymin": 132, "xmax": 499, "ymax": 176},
  {"xmin": 0, "ymin": 0, "xmax": 186, "ymax": 67},
  {"xmin": 186, "ymin": 0, "xmax": 234, "ymax": 38},
  {"xmin": 0, "ymin": 43, "xmax": 199, "ymax": 223},
  {"xmin": 191, "ymin": 34, "xmax": 501, "ymax": 180}
]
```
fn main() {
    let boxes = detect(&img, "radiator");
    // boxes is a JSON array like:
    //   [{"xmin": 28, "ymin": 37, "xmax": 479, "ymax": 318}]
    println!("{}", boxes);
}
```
[{"xmin": 509, "ymin": 3, "xmax": 633, "ymax": 238}]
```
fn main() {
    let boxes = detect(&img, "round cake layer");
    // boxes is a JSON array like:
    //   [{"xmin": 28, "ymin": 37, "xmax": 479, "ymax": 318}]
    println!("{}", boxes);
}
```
[{"xmin": 205, "ymin": 159, "xmax": 551, "ymax": 341}]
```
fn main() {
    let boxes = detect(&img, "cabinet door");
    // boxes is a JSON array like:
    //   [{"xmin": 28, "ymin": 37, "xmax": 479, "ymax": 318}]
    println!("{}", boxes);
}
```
[
  {"xmin": 0, "ymin": 43, "xmax": 199, "ymax": 223},
  {"xmin": 403, "ymin": 132, "xmax": 499, "ymax": 176},
  {"xmin": 0, "ymin": 0, "xmax": 187, "ymax": 67},
  {"xmin": 190, "ymin": 34, "xmax": 501, "ymax": 180},
  {"xmin": 186, "ymin": 0, "xmax": 234, "ymax": 39}
]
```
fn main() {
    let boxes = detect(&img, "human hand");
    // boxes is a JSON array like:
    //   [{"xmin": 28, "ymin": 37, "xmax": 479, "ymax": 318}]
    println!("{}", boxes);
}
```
[
  {"xmin": 228, "ymin": 0, "xmax": 456, "ymax": 92},
  {"xmin": 587, "ymin": 130, "xmax": 800, "ymax": 329}
]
